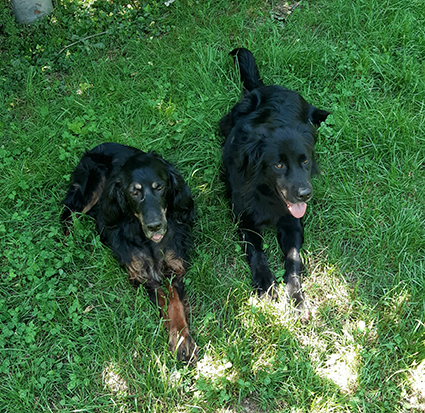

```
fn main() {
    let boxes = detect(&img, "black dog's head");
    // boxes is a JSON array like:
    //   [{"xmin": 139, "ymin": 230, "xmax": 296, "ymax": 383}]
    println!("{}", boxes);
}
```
[
  {"xmin": 104, "ymin": 153, "xmax": 193, "ymax": 243},
  {"xmin": 261, "ymin": 125, "xmax": 318, "ymax": 219},
  {"xmin": 224, "ymin": 87, "xmax": 329, "ymax": 219}
]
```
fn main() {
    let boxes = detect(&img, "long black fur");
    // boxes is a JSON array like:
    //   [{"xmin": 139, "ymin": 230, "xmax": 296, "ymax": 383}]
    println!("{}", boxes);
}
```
[
  {"xmin": 61, "ymin": 142, "xmax": 197, "ymax": 361},
  {"xmin": 220, "ymin": 48, "xmax": 329, "ymax": 309}
]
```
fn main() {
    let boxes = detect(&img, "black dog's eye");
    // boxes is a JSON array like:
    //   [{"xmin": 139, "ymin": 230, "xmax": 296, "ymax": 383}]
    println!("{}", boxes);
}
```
[
  {"xmin": 275, "ymin": 163, "xmax": 284, "ymax": 170},
  {"xmin": 303, "ymin": 159, "xmax": 309, "ymax": 165}
]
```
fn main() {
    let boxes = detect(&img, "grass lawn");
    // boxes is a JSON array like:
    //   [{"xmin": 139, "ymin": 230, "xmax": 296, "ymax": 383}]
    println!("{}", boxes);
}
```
[{"xmin": 1, "ymin": 0, "xmax": 424, "ymax": 411}]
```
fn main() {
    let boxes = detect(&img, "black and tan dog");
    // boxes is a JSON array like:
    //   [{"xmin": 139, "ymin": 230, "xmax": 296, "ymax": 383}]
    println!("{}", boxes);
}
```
[
  {"xmin": 220, "ymin": 48, "xmax": 329, "ymax": 310},
  {"xmin": 61, "ymin": 142, "xmax": 197, "ymax": 362}
]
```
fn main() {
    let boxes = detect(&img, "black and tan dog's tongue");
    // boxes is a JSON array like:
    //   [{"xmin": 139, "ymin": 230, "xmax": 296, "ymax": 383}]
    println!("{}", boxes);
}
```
[{"xmin": 151, "ymin": 233, "xmax": 164, "ymax": 243}]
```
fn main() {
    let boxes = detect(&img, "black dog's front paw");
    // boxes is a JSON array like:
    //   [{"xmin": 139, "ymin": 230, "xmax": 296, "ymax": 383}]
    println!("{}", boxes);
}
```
[
  {"xmin": 285, "ymin": 275, "xmax": 309, "ymax": 322},
  {"xmin": 250, "ymin": 253, "xmax": 277, "ymax": 298},
  {"xmin": 285, "ymin": 276, "xmax": 304, "ymax": 305},
  {"xmin": 254, "ymin": 279, "xmax": 278, "ymax": 300}
]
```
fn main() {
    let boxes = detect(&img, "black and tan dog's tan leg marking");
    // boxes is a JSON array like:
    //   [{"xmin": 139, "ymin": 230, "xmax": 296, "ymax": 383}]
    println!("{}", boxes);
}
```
[{"xmin": 127, "ymin": 252, "xmax": 198, "ymax": 363}]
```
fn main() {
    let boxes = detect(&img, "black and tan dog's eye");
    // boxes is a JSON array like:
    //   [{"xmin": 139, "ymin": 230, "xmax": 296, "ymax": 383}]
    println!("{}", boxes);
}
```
[
  {"xmin": 152, "ymin": 182, "xmax": 163, "ymax": 191},
  {"xmin": 132, "ymin": 183, "xmax": 142, "ymax": 197}
]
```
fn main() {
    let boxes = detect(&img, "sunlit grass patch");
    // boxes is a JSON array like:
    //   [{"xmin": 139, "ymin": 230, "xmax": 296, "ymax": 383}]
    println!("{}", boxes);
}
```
[
  {"xmin": 102, "ymin": 361, "xmax": 129, "ymax": 395},
  {"xmin": 317, "ymin": 347, "xmax": 359, "ymax": 394},
  {"xmin": 195, "ymin": 354, "xmax": 235, "ymax": 382},
  {"xmin": 404, "ymin": 359, "xmax": 425, "ymax": 411}
]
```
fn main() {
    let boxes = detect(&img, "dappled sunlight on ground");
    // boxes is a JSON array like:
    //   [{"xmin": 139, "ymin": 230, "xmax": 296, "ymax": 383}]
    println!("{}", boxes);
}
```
[
  {"xmin": 304, "ymin": 257, "xmax": 352, "ymax": 316},
  {"xmin": 304, "ymin": 260, "xmax": 362, "ymax": 395},
  {"xmin": 102, "ymin": 361, "xmax": 129, "ymax": 395},
  {"xmin": 308, "ymin": 397, "xmax": 349, "ymax": 413},
  {"xmin": 195, "ymin": 354, "xmax": 235, "ymax": 382},
  {"xmin": 245, "ymin": 255, "xmax": 364, "ymax": 397},
  {"xmin": 316, "ymin": 347, "xmax": 359, "ymax": 394},
  {"xmin": 404, "ymin": 359, "xmax": 425, "ymax": 411}
]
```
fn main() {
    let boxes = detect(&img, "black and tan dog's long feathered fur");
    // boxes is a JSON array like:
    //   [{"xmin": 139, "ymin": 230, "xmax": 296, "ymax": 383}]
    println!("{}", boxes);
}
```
[
  {"xmin": 61, "ymin": 142, "xmax": 197, "ymax": 362},
  {"xmin": 220, "ymin": 48, "xmax": 329, "ymax": 310}
]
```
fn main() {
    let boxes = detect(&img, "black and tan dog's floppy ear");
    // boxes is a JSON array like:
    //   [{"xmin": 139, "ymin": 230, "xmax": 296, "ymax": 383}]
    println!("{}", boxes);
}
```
[
  {"xmin": 102, "ymin": 176, "xmax": 127, "ymax": 225},
  {"xmin": 167, "ymin": 165, "xmax": 194, "ymax": 223},
  {"xmin": 309, "ymin": 106, "xmax": 330, "ymax": 127}
]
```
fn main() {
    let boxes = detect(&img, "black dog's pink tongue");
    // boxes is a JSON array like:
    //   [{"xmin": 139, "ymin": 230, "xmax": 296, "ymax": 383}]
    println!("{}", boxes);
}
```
[{"xmin": 286, "ymin": 201, "xmax": 307, "ymax": 218}]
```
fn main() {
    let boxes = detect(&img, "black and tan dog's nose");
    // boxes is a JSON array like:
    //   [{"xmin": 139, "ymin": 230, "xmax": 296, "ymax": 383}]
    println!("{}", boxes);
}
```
[{"xmin": 147, "ymin": 221, "xmax": 163, "ymax": 233}]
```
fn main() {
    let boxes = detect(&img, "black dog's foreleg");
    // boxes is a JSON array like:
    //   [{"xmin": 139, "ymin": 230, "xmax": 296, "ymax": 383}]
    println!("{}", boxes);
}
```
[
  {"xmin": 277, "ymin": 215, "xmax": 305, "ymax": 306},
  {"xmin": 240, "ymin": 214, "xmax": 275, "ymax": 297}
]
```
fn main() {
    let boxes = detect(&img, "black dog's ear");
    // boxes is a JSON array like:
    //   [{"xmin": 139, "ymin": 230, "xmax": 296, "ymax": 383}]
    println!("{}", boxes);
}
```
[
  {"xmin": 102, "ymin": 177, "xmax": 127, "ymax": 225},
  {"xmin": 309, "ymin": 106, "xmax": 330, "ymax": 127},
  {"xmin": 236, "ymin": 136, "xmax": 265, "ymax": 180},
  {"xmin": 167, "ymin": 166, "xmax": 194, "ymax": 224},
  {"xmin": 311, "ymin": 153, "xmax": 320, "ymax": 175}
]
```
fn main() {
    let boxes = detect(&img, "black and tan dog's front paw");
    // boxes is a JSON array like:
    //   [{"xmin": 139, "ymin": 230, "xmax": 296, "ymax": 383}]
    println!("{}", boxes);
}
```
[{"xmin": 169, "ymin": 329, "xmax": 198, "ymax": 364}]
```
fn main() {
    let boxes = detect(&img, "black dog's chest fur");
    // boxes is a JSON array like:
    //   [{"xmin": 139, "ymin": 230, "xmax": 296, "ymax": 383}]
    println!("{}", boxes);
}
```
[{"xmin": 244, "ymin": 183, "xmax": 285, "ymax": 227}]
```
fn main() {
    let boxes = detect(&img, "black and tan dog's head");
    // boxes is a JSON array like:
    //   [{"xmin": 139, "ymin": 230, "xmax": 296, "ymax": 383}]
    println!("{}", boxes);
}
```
[
  {"xmin": 103, "ymin": 153, "xmax": 193, "ymax": 243},
  {"xmin": 121, "ymin": 154, "xmax": 169, "ymax": 242}
]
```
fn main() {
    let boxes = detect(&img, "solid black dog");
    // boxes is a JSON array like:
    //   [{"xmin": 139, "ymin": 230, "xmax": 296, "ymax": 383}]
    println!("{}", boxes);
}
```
[
  {"xmin": 220, "ymin": 48, "xmax": 329, "ymax": 308},
  {"xmin": 61, "ymin": 142, "xmax": 197, "ymax": 362}
]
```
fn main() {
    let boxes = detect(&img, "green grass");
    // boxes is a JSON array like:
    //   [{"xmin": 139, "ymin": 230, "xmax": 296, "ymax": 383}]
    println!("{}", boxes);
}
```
[{"xmin": 1, "ymin": 0, "xmax": 425, "ymax": 411}]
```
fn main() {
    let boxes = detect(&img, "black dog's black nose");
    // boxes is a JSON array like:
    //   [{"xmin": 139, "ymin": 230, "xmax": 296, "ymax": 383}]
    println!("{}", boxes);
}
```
[
  {"xmin": 296, "ymin": 187, "xmax": 312, "ymax": 202},
  {"xmin": 147, "ymin": 222, "xmax": 162, "ymax": 233}
]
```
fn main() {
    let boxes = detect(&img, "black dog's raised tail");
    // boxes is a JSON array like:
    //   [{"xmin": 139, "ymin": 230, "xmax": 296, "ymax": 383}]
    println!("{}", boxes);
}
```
[{"xmin": 230, "ymin": 48, "xmax": 264, "ymax": 91}]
